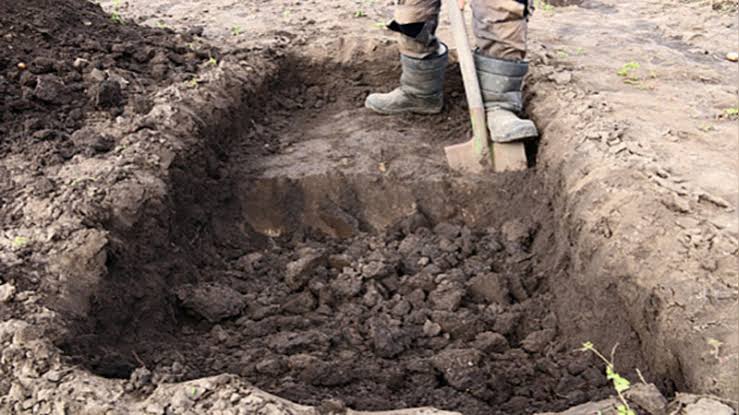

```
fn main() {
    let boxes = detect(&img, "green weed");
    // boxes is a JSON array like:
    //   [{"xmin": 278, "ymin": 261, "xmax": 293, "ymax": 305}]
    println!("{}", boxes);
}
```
[
  {"xmin": 580, "ymin": 342, "xmax": 636, "ymax": 415},
  {"xmin": 724, "ymin": 106, "xmax": 739, "ymax": 118},
  {"xmin": 12, "ymin": 236, "xmax": 29, "ymax": 248},
  {"xmin": 110, "ymin": 0, "xmax": 123, "ymax": 24},
  {"xmin": 617, "ymin": 61, "xmax": 640, "ymax": 78},
  {"xmin": 535, "ymin": 0, "xmax": 555, "ymax": 12},
  {"xmin": 231, "ymin": 25, "xmax": 243, "ymax": 36},
  {"xmin": 354, "ymin": 10, "xmax": 366, "ymax": 18}
]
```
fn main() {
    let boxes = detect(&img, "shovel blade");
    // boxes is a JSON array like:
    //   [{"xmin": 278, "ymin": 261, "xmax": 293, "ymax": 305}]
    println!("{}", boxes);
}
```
[
  {"xmin": 444, "ymin": 139, "xmax": 485, "ymax": 174},
  {"xmin": 445, "ymin": 139, "xmax": 528, "ymax": 173},
  {"xmin": 492, "ymin": 142, "xmax": 528, "ymax": 172}
]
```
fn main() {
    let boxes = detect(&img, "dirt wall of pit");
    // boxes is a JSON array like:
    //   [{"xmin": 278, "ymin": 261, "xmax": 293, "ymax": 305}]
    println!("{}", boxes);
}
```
[{"xmin": 526, "ymin": 63, "xmax": 739, "ymax": 399}]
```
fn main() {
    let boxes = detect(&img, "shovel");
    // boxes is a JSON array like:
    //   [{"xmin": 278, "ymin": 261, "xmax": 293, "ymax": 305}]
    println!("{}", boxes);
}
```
[{"xmin": 444, "ymin": 0, "xmax": 528, "ymax": 173}]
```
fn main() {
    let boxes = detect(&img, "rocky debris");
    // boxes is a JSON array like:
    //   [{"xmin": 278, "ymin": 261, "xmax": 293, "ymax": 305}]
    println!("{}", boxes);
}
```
[
  {"xmin": 471, "ymin": 331, "xmax": 509, "ymax": 353},
  {"xmin": 285, "ymin": 248, "xmax": 326, "ymax": 290},
  {"xmin": 255, "ymin": 357, "xmax": 286, "ymax": 376},
  {"xmin": 71, "ymin": 128, "xmax": 115, "ymax": 154},
  {"xmin": 332, "ymin": 268, "xmax": 364, "ymax": 297},
  {"xmin": 328, "ymin": 254, "xmax": 352, "ymax": 269},
  {"xmin": 235, "ymin": 252, "xmax": 264, "ymax": 272},
  {"xmin": 33, "ymin": 75, "xmax": 68, "ymax": 104},
  {"xmin": 128, "ymin": 375, "xmax": 463, "ymax": 415},
  {"xmin": 361, "ymin": 260, "xmax": 390, "ymax": 279},
  {"xmin": 129, "ymin": 367, "xmax": 153, "ymax": 389},
  {"xmin": 501, "ymin": 219, "xmax": 532, "ymax": 248},
  {"xmin": 467, "ymin": 273, "xmax": 509, "ymax": 305},
  {"xmin": 668, "ymin": 394, "xmax": 736, "ymax": 415},
  {"xmin": 268, "ymin": 330, "xmax": 331, "ymax": 354},
  {"xmin": 28, "ymin": 57, "xmax": 57, "ymax": 74},
  {"xmin": 369, "ymin": 316, "xmax": 409, "ymax": 358},
  {"xmin": 550, "ymin": 70, "xmax": 573, "ymax": 85},
  {"xmin": 625, "ymin": 383, "xmax": 668, "ymax": 415},
  {"xmin": 433, "ymin": 222, "xmax": 462, "ymax": 240},
  {"xmin": 431, "ymin": 348, "xmax": 487, "ymax": 394},
  {"xmin": 429, "ymin": 279, "xmax": 465, "ymax": 311},
  {"xmin": 535, "ymin": 398, "xmax": 620, "ymax": 415},
  {"xmin": 0, "ymin": 283, "xmax": 16, "ymax": 303},
  {"xmin": 282, "ymin": 291, "xmax": 317, "ymax": 314},
  {"xmin": 507, "ymin": 273, "xmax": 530, "ymax": 302},
  {"xmin": 210, "ymin": 325, "xmax": 230, "ymax": 343},
  {"xmin": 93, "ymin": 80, "xmax": 124, "ymax": 109},
  {"xmin": 521, "ymin": 329, "xmax": 557, "ymax": 354},
  {"xmin": 175, "ymin": 283, "xmax": 245, "ymax": 322},
  {"xmin": 423, "ymin": 320, "xmax": 442, "ymax": 337}
]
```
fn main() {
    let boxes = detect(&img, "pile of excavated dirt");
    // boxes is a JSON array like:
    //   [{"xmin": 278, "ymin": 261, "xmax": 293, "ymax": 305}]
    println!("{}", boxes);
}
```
[
  {"xmin": 62, "ymin": 215, "xmax": 614, "ymax": 414},
  {"xmin": 0, "ymin": 0, "xmax": 214, "ymax": 168}
]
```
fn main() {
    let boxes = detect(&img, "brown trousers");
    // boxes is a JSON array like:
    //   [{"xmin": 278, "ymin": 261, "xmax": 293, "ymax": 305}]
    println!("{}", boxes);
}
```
[{"xmin": 392, "ymin": 0, "xmax": 530, "ymax": 61}]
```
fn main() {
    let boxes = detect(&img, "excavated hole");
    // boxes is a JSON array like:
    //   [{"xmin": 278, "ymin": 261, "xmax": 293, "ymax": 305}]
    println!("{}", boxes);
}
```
[{"xmin": 58, "ymin": 52, "xmax": 647, "ymax": 414}]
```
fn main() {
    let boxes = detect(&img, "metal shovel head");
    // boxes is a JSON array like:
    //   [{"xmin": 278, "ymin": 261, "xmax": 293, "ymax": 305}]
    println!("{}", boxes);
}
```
[{"xmin": 444, "ymin": 138, "xmax": 485, "ymax": 174}]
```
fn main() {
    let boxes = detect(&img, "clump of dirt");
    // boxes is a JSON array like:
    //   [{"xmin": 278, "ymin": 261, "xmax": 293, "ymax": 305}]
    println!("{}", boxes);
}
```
[{"xmin": 0, "ymin": 0, "xmax": 214, "ymax": 167}]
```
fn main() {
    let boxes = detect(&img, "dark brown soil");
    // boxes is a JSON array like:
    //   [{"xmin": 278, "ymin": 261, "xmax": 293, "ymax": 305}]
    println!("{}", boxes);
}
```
[
  {"xmin": 0, "ymin": 0, "xmax": 213, "ymax": 168},
  {"xmin": 63, "ymin": 201, "xmax": 613, "ymax": 414},
  {"xmin": 56, "ymin": 54, "xmax": 618, "ymax": 415}
]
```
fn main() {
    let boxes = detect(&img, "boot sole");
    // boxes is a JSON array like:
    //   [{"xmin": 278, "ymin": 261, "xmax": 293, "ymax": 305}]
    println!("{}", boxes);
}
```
[
  {"xmin": 489, "ymin": 127, "xmax": 539, "ymax": 143},
  {"xmin": 490, "ymin": 132, "xmax": 538, "ymax": 143},
  {"xmin": 365, "ymin": 101, "xmax": 443, "ymax": 115}
]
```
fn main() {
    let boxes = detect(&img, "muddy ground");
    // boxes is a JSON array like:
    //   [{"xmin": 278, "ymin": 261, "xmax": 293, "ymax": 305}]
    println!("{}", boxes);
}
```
[{"xmin": 0, "ymin": 0, "xmax": 737, "ymax": 414}]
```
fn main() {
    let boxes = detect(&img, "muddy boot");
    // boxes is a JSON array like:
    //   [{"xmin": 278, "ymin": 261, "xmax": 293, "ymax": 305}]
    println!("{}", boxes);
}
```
[
  {"xmin": 365, "ymin": 44, "xmax": 448, "ymax": 115},
  {"xmin": 475, "ymin": 53, "xmax": 538, "ymax": 142}
]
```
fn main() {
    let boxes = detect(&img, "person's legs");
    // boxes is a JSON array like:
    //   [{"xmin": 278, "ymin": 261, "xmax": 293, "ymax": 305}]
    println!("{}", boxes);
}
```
[
  {"xmin": 392, "ymin": 0, "xmax": 442, "ymax": 59},
  {"xmin": 471, "ymin": 0, "xmax": 538, "ymax": 141},
  {"xmin": 365, "ymin": 0, "xmax": 449, "ymax": 115}
]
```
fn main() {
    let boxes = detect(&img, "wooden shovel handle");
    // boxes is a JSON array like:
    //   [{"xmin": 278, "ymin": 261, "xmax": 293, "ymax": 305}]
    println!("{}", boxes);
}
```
[{"xmin": 447, "ymin": 1, "xmax": 490, "ymax": 159}]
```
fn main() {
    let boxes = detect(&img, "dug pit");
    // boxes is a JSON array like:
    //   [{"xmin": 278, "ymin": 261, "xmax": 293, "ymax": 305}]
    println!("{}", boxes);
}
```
[{"xmin": 57, "ymin": 52, "xmax": 653, "ymax": 414}]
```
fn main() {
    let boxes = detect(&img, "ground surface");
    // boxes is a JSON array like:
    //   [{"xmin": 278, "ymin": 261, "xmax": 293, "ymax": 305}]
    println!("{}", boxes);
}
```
[{"xmin": 0, "ymin": 0, "xmax": 737, "ymax": 414}]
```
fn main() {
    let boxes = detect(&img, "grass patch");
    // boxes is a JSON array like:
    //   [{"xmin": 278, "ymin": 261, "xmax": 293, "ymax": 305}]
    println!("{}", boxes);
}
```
[{"xmin": 12, "ymin": 236, "xmax": 29, "ymax": 248}]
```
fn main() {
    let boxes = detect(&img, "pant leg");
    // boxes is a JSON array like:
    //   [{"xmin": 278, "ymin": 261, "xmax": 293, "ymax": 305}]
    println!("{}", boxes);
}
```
[
  {"xmin": 471, "ymin": 0, "xmax": 530, "ymax": 61},
  {"xmin": 389, "ymin": 0, "xmax": 442, "ymax": 59}
]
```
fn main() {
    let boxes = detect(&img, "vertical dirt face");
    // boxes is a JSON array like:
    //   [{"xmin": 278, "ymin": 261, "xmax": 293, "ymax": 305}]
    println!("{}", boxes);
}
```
[{"xmin": 56, "ymin": 54, "xmax": 650, "ymax": 415}]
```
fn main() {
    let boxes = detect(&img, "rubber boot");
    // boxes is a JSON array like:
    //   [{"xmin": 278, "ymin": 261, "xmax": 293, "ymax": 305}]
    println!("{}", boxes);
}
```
[
  {"xmin": 365, "ymin": 44, "xmax": 448, "ymax": 115},
  {"xmin": 474, "ymin": 53, "xmax": 538, "ymax": 142}
]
